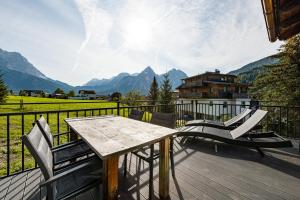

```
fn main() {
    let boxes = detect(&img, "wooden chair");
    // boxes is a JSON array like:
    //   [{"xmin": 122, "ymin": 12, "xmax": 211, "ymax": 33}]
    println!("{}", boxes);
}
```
[{"xmin": 22, "ymin": 124, "xmax": 102, "ymax": 200}]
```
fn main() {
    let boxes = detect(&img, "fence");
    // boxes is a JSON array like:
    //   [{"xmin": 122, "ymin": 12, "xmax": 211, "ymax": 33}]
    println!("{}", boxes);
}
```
[{"xmin": 0, "ymin": 101, "xmax": 299, "ymax": 178}]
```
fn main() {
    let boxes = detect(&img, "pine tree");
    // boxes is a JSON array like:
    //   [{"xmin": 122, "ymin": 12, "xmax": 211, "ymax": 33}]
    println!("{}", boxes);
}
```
[
  {"xmin": 159, "ymin": 73, "xmax": 173, "ymax": 112},
  {"xmin": 147, "ymin": 76, "xmax": 159, "ymax": 105},
  {"xmin": 250, "ymin": 34, "xmax": 300, "ymax": 105},
  {"xmin": 0, "ymin": 74, "xmax": 8, "ymax": 103}
]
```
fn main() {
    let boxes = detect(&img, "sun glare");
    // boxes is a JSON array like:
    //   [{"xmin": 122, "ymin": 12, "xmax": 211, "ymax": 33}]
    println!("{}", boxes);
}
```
[{"xmin": 123, "ymin": 18, "xmax": 152, "ymax": 49}]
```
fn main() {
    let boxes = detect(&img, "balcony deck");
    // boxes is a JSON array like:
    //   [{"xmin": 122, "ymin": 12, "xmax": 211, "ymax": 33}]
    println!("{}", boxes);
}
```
[{"xmin": 1, "ymin": 138, "xmax": 299, "ymax": 200}]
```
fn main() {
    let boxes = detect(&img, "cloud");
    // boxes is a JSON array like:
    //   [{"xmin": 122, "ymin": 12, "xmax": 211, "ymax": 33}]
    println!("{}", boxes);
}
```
[{"xmin": 0, "ymin": 0, "xmax": 282, "ymax": 85}]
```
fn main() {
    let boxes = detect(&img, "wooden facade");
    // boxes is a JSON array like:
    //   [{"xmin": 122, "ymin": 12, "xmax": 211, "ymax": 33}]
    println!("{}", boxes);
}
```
[
  {"xmin": 262, "ymin": 0, "xmax": 300, "ymax": 42},
  {"xmin": 177, "ymin": 70, "xmax": 248, "ymax": 99}
]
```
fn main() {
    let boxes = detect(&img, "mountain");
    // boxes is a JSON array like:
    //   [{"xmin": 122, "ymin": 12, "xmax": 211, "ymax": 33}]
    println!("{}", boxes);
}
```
[
  {"xmin": 228, "ymin": 54, "xmax": 280, "ymax": 84},
  {"xmin": 0, "ymin": 48, "xmax": 46, "ymax": 78},
  {"xmin": 84, "ymin": 72, "xmax": 130, "ymax": 86},
  {"xmin": 0, "ymin": 49, "xmax": 73, "ymax": 92},
  {"xmin": 228, "ymin": 55, "xmax": 279, "ymax": 76},
  {"xmin": 79, "ymin": 66, "xmax": 187, "ymax": 95}
]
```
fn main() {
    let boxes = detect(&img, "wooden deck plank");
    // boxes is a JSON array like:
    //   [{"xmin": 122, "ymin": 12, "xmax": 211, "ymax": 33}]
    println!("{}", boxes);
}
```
[
  {"xmin": 0, "ymin": 175, "xmax": 13, "ymax": 199},
  {"xmin": 5, "ymin": 171, "xmax": 28, "ymax": 200},
  {"xmin": 23, "ymin": 170, "xmax": 42, "ymax": 200},
  {"xmin": 0, "ymin": 137, "xmax": 299, "ymax": 200}
]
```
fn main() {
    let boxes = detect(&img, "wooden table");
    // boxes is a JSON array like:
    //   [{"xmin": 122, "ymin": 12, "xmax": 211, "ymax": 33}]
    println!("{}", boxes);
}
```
[{"xmin": 65, "ymin": 115, "xmax": 177, "ymax": 200}]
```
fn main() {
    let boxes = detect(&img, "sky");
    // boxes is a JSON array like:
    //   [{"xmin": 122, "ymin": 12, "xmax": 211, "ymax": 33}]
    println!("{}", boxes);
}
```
[{"xmin": 0, "ymin": 0, "xmax": 282, "ymax": 86}]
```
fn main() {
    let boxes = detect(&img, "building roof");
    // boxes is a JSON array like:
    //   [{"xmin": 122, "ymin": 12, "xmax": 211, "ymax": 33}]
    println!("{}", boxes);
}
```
[
  {"xmin": 182, "ymin": 71, "xmax": 237, "ymax": 81},
  {"xmin": 261, "ymin": 0, "xmax": 300, "ymax": 42},
  {"xmin": 78, "ymin": 90, "xmax": 96, "ymax": 94}
]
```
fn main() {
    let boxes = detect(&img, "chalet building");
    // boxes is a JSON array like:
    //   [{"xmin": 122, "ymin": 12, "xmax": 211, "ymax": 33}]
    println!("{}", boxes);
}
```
[
  {"xmin": 176, "ymin": 70, "xmax": 249, "ymax": 99},
  {"xmin": 176, "ymin": 70, "xmax": 250, "ymax": 119}
]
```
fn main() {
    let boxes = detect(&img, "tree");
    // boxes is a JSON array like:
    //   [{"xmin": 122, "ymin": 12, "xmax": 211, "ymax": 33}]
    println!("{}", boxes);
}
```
[
  {"xmin": 0, "ymin": 74, "xmax": 8, "ymax": 103},
  {"xmin": 67, "ymin": 90, "xmax": 75, "ymax": 97},
  {"xmin": 147, "ymin": 76, "xmax": 159, "ymax": 105},
  {"xmin": 19, "ymin": 90, "xmax": 27, "ymax": 96},
  {"xmin": 110, "ymin": 92, "xmax": 121, "ymax": 101},
  {"xmin": 159, "ymin": 73, "xmax": 174, "ymax": 112},
  {"xmin": 250, "ymin": 34, "xmax": 300, "ymax": 105},
  {"xmin": 123, "ymin": 91, "xmax": 143, "ymax": 106},
  {"xmin": 54, "ymin": 88, "xmax": 64, "ymax": 94}
]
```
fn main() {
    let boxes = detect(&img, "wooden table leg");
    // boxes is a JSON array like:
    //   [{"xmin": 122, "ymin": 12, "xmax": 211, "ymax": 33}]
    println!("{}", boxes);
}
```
[
  {"xmin": 103, "ymin": 155, "xmax": 119, "ymax": 200},
  {"xmin": 159, "ymin": 137, "xmax": 170, "ymax": 199}
]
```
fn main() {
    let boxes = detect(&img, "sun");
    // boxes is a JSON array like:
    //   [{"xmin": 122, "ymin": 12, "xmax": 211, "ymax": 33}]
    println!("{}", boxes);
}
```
[{"xmin": 123, "ymin": 18, "xmax": 152, "ymax": 49}]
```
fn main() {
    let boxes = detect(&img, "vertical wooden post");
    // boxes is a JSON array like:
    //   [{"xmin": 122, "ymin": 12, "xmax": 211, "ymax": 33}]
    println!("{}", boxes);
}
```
[
  {"xmin": 159, "ymin": 137, "xmax": 170, "ymax": 199},
  {"xmin": 103, "ymin": 155, "xmax": 119, "ymax": 200}
]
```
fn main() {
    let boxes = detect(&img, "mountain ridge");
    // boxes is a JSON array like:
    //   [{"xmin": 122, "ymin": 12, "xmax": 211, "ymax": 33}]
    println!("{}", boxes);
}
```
[{"xmin": 77, "ymin": 66, "xmax": 187, "ymax": 95}]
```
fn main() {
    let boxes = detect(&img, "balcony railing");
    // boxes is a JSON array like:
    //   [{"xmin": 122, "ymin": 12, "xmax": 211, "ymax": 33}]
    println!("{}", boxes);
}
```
[{"xmin": 0, "ymin": 101, "xmax": 298, "ymax": 178}]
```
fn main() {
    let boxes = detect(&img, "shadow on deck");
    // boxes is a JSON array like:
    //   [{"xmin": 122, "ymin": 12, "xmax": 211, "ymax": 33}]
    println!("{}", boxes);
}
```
[{"xmin": 1, "ymin": 138, "xmax": 299, "ymax": 200}]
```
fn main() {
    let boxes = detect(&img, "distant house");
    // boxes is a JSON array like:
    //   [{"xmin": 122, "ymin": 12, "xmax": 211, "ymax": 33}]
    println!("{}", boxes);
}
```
[
  {"xmin": 51, "ymin": 93, "xmax": 67, "ymax": 99},
  {"xmin": 176, "ymin": 70, "xmax": 249, "ymax": 99},
  {"xmin": 70, "ymin": 90, "xmax": 97, "ymax": 100},
  {"xmin": 176, "ymin": 70, "xmax": 251, "ymax": 120}
]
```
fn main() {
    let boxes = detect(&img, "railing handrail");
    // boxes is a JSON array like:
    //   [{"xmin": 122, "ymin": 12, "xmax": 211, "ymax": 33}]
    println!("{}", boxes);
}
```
[{"xmin": 0, "ymin": 103, "xmax": 191, "ymax": 116}]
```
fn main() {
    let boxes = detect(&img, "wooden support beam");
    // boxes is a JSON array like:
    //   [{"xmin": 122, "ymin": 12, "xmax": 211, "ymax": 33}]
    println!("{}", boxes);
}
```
[
  {"xmin": 159, "ymin": 137, "xmax": 170, "ymax": 199},
  {"xmin": 103, "ymin": 155, "xmax": 119, "ymax": 200}
]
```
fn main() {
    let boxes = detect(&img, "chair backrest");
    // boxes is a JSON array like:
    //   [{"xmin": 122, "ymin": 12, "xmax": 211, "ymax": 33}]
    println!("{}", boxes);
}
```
[
  {"xmin": 224, "ymin": 108, "xmax": 252, "ymax": 127},
  {"xmin": 128, "ymin": 109, "xmax": 144, "ymax": 121},
  {"xmin": 230, "ymin": 109, "xmax": 268, "ymax": 139},
  {"xmin": 151, "ymin": 112, "xmax": 176, "ymax": 129},
  {"xmin": 36, "ymin": 115, "xmax": 53, "ymax": 148},
  {"xmin": 22, "ymin": 124, "xmax": 53, "ymax": 180}
]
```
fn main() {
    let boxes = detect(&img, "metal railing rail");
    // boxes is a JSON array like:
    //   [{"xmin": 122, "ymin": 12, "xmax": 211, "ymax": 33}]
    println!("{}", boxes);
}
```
[{"xmin": 0, "ymin": 101, "xmax": 299, "ymax": 178}]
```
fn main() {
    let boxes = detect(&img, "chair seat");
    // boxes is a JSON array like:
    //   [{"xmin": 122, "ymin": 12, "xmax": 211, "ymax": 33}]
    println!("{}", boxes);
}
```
[
  {"xmin": 54, "ymin": 142, "xmax": 93, "ymax": 164},
  {"xmin": 54, "ymin": 158, "xmax": 102, "ymax": 199}
]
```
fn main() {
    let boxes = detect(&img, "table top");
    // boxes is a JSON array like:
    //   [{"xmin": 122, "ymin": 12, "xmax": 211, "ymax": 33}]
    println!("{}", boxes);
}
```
[{"xmin": 65, "ymin": 115, "xmax": 177, "ymax": 159}]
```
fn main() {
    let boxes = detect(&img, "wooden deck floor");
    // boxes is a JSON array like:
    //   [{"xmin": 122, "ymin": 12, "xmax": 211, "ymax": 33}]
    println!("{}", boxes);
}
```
[{"xmin": 1, "ymin": 138, "xmax": 299, "ymax": 200}]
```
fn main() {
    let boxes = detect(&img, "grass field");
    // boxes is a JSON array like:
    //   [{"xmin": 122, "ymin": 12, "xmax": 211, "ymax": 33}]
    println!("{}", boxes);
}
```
[
  {"xmin": 1, "ymin": 96, "xmax": 118, "ymax": 113},
  {"xmin": 0, "ymin": 96, "xmax": 124, "ymax": 176}
]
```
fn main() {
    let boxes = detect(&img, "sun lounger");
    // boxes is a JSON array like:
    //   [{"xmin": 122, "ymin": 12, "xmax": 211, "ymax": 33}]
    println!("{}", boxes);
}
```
[
  {"xmin": 185, "ymin": 108, "xmax": 252, "ymax": 129},
  {"xmin": 177, "ymin": 110, "xmax": 293, "ymax": 156}
]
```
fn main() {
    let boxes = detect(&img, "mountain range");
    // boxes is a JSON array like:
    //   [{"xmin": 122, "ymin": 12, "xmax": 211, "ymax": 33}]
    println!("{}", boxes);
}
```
[
  {"xmin": 0, "ymin": 48, "xmax": 279, "ymax": 95},
  {"xmin": 76, "ymin": 67, "xmax": 187, "ymax": 95},
  {"xmin": 0, "ymin": 48, "xmax": 187, "ymax": 95}
]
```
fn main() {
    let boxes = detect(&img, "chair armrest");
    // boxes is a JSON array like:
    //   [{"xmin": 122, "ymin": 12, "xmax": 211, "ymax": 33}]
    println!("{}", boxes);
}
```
[
  {"xmin": 51, "ymin": 139, "xmax": 85, "ymax": 152},
  {"xmin": 41, "ymin": 159, "xmax": 99, "ymax": 187}
]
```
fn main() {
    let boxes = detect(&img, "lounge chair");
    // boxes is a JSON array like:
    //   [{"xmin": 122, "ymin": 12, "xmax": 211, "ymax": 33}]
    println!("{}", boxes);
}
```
[
  {"xmin": 36, "ymin": 115, "xmax": 93, "ymax": 165},
  {"xmin": 22, "ymin": 124, "xmax": 102, "ymax": 200},
  {"xmin": 185, "ymin": 108, "xmax": 252, "ymax": 129},
  {"xmin": 177, "ymin": 110, "xmax": 293, "ymax": 156}
]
